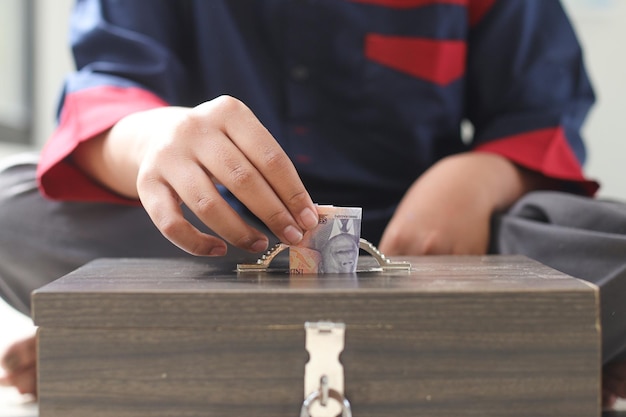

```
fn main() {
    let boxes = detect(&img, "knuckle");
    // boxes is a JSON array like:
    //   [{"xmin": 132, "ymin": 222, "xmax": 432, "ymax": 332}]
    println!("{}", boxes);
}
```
[
  {"xmin": 135, "ymin": 170, "xmax": 154, "ymax": 190},
  {"xmin": 157, "ymin": 216, "xmax": 186, "ymax": 240},
  {"xmin": 286, "ymin": 189, "xmax": 310, "ymax": 207},
  {"xmin": 231, "ymin": 234, "xmax": 256, "ymax": 249},
  {"xmin": 188, "ymin": 238, "xmax": 211, "ymax": 256},
  {"xmin": 388, "ymin": 234, "xmax": 410, "ymax": 255},
  {"xmin": 211, "ymin": 95, "xmax": 245, "ymax": 116},
  {"xmin": 227, "ymin": 164, "xmax": 254, "ymax": 189},
  {"xmin": 420, "ymin": 231, "xmax": 443, "ymax": 254},
  {"xmin": 265, "ymin": 207, "xmax": 290, "ymax": 227},
  {"xmin": 136, "ymin": 168, "xmax": 166, "ymax": 190},
  {"xmin": 174, "ymin": 110, "xmax": 206, "ymax": 138},
  {"xmin": 262, "ymin": 147, "xmax": 290, "ymax": 171},
  {"xmin": 193, "ymin": 194, "xmax": 220, "ymax": 214}
]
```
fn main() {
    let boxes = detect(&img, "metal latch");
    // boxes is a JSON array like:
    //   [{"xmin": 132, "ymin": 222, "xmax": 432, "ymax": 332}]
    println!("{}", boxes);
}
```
[
  {"xmin": 237, "ymin": 238, "xmax": 410, "ymax": 273},
  {"xmin": 301, "ymin": 322, "xmax": 352, "ymax": 417}
]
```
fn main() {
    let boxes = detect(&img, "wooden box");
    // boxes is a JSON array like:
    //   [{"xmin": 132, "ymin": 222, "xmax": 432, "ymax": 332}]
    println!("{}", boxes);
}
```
[{"xmin": 32, "ymin": 255, "xmax": 601, "ymax": 417}]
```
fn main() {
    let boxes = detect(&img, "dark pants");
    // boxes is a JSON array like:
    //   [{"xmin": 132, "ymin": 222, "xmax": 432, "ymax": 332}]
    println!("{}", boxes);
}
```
[
  {"xmin": 0, "ymin": 153, "xmax": 265, "ymax": 316},
  {"xmin": 1, "ymin": 154, "xmax": 624, "ymax": 362}
]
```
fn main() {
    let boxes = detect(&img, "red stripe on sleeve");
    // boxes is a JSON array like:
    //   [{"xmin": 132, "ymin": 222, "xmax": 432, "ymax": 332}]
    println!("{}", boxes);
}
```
[
  {"xmin": 365, "ymin": 34, "xmax": 466, "ymax": 86},
  {"xmin": 468, "ymin": 0, "xmax": 497, "ymax": 26},
  {"xmin": 349, "ymin": 0, "xmax": 466, "ymax": 7},
  {"xmin": 475, "ymin": 127, "xmax": 599, "ymax": 195},
  {"xmin": 37, "ymin": 86, "xmax": 168, "ymax": 203}
]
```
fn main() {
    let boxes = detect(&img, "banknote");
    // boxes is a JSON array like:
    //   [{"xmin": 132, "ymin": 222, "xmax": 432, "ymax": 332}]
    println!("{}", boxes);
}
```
[{"xmin": 289, "ymin": 205, "xmax": 362, "ymax": 274}]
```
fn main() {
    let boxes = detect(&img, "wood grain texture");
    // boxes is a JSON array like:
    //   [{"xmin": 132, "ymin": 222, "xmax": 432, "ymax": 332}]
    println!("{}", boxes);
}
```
[{"xmin": 33, "ymin": 256, "xmax": 601, "ymax": 417}]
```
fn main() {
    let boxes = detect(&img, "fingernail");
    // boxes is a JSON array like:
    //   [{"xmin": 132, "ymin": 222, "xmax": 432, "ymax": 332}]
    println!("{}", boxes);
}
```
[
  {"xmin": 208, "ymin": 246, "xmax": 227, "ymax": 256},
  {"xmin": 249, "ymin": 239, "xmax": 268, "ymax": 253},
  {"xmin": 283, "ymin": 225, "xmax": 303, "ymax": 245},
  {"xmin": 300, "ymin": 207, "xmax": 319, "ymax": 230}
]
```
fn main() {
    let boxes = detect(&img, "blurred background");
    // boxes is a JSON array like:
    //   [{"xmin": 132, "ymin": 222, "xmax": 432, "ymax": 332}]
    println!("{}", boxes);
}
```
[{"xmin": 0, "ymin": 0, "xmax": 624, "ymax": 414}]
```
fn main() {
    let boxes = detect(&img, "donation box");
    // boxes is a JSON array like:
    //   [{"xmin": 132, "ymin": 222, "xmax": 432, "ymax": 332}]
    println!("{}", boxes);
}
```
[{"xmin": 32, "ymin": 255, "xmax": 600, "ymax": 417}]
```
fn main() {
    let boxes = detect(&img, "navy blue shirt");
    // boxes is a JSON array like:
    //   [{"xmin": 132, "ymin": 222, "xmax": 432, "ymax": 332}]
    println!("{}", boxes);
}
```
[{"xmin": 40, "ymin": 0, "xmax": 597, "ymax": 242}]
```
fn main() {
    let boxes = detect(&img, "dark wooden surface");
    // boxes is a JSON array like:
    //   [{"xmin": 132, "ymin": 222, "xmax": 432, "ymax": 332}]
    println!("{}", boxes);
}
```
[
  {"xmin": 33, "ymin": 256, "xmax": 601, "ymax": 417},
  {"xmin": 32, "ymin": 255, "xmax": 596, "ymax": 328}
]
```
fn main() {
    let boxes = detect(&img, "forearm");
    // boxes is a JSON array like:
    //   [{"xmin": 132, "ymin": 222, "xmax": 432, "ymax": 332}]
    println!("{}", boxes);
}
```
[
  {"xmin": 70, "ymin": 95, "xmax": 319, "ymax": 255},
  {"xmin": 431, "ymin": 152, "xmax": 550, "ymax": 212},
  {"xmin": 72, "ymin": 106, "xmax": 188, "ymax": 200},
  {"xmin": 379, "ymin": 151, "xmax": 554, "ymax": 255}
]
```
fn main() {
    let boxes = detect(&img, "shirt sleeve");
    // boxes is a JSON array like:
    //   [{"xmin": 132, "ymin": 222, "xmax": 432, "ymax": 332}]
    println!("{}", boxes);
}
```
[
  {"xmin": 37, "ymin": 0, "xmax": 195, "ymax": 203},
  {"xmin": 466, "ymin": 0, "xmax": 599, "ymax": 195}
]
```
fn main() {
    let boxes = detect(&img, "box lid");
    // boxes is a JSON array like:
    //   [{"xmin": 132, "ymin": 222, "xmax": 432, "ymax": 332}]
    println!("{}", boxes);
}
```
[{"xmin": 31, "ymin": 255, "xmax": 598, "ymax": 330}]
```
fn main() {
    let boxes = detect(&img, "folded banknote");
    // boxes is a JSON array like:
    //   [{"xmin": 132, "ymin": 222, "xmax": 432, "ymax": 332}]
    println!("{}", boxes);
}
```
[{"xmin": 289, "ymin": 205, "xmax": 362, "ymax": 274}]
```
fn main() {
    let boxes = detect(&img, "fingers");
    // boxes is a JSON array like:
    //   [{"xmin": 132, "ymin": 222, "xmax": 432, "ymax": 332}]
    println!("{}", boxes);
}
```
[
  {"xmin": 146, "ymin": 164, "xmax": 271, "ymax": 254},
  {"xmin": 193, "ymin": 132, "xmax": 313, "ymax": 246},
  {"xmin": 380, "ymin": 227, "xmax": 451, "ymax": 256},
  {"xmin": 378, "ymin": 191, "xmax": 489, "ymax": 256},
  {"xmin": 192, "ymin": 97, "xmax": 318, "ymax": 240},
  {"xmin": 138, "ymin": 179, "xmax": 236, "ymax": 256},
  {"xmin": 136, "ymin": 96, "xmax": 318, "ymax": 256},
  {"xmin": 1, "ymin": 335, "xmax": 37, "ymax": 397},
  {"xmin": 379, "ymin": 155, "xmax": 495, "ymax": 256}
]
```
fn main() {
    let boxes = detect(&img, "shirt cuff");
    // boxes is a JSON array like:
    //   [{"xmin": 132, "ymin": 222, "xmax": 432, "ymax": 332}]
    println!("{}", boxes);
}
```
[
  {"xmin": 474, "ymin": 126, "xmax": 600, "ymax": 196},
  {"xmin": 37, "ymin": 86, "xmax": 168, "ymax": 203}
]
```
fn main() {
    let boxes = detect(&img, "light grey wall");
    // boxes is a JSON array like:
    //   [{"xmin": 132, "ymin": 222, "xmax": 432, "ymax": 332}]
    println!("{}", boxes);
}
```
[
  {"xmin": 0, "ymin": 0, "xmax": 29, "ymax": 130},
  {"xmin": 562, "ymin": 0, "xmax": 626, "ymax": 200},
  {"xmin": 32, "ymin": 0, "xmax": 74, "ymax": 148},
  {"xmin": 32, "ymin": 0, "xmax": 626, "ymax": 199}
]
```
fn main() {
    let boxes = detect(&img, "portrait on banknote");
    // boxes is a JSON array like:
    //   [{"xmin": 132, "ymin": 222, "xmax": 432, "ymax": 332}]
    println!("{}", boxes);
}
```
[{"xmin": 289, "ymin": 205, "xmax": 362, "ymax": 274}]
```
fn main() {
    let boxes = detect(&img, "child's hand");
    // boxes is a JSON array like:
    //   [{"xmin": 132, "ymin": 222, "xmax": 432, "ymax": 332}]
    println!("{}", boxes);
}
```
[
  {"xmin": 379, "ymin": 152, "xmax": 535, "ymax": 255},
  {"xmin": 74, "ymin": 96, "xmax": 319, "ymax": 256}
]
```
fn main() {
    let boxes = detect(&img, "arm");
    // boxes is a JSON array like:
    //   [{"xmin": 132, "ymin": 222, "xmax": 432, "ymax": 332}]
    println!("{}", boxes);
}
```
[
  {"xmin": 38, "ymin": 0, "xmax": 318, "ymax": 255},
  {"xmin": 72, "ymin": 97, "xmax": 319, "ymax": 256},
  {"xmin": 380, "ymin": 0, "xmax": 597, "ymax": 256},
  {"xmin": 467, "ymin": 0, "xmax": 597, "ymax": 194},
  {"xmin": 379, "ymin": 152, "xmax": 548, "ymax": 255},
  {"xmin": 38, "ymin": 0, "xmax": 195, "ymax": 203}
]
